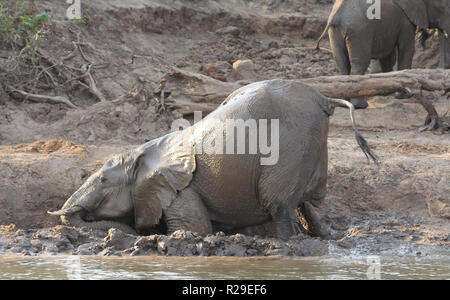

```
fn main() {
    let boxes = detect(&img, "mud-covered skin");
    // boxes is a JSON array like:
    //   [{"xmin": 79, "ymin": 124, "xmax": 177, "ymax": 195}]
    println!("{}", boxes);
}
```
[
  {"xmin": 189, "ymin": 80, "xmax": 333, "ymax": 239},
  {"xmin": 50, "ymin": 80, "xmax": 374, "ymax": 240}
]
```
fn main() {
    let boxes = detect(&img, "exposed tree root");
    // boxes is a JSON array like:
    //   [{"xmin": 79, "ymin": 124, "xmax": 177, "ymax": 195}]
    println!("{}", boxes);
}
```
[
  {"xmin": 67, "ymin": 83, "xmax": 145, "ymax": 126},
  {"xmin": 6, "ymin": 86, "xmax": 77, "ymax": 108},
  {"xmin": 71, "ymin": 64, "xmax": 106, "ymax": 102},
  {"xmin": 2, "ymin": 30, "xmax": 109, "ymax": 108}
]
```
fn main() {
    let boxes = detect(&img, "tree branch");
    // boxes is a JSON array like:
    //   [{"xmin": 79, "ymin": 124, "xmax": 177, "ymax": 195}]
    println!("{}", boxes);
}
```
[{"xmin": 6, "ymin": 86, "xmax": 77, "ymax": 108}]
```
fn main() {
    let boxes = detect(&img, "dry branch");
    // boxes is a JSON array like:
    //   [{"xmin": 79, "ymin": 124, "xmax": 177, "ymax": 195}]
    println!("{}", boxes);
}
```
[
  {"xmin": 33, "ymin": 31, "xmax": 106, "ymax": 103},
  {"xmin": 158, "ymin": 68, "xmax": 449, "ymax": 129},
  {"xmin": 68, "ymin": 83, "xmax": 144, "ymax": 125},
  {"xmin": 76, "ymin": 64, "xmax": 106, "ymax": 102},
  {"xmin": 6, "ymin": 86, "xmax": 77, "ymax": 108},
  {"xmin": 444, "ymin": 88, "xmax": 450, "ymax": 98}
]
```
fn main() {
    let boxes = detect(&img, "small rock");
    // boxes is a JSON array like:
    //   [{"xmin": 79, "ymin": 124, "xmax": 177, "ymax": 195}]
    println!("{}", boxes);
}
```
[
  {"xmin": 216, "ymin": 26, "xmax": 240, "ymax": 37},
  {"xmin": 215, "ymin": 231, "xmax": 226, "ymax": 237},
  {"xmin": 76, "ymin": 247, "xmax": 94, "ymax": 256},
  {"xmin": 104, "ymin": 228, "xmax": 137, "ymax": 251},
  {"xmin": 267, "ymin": 41, "xmax": 279, "ymax": 49},
  {"xmin": 232, "ymin": 59, "xmax": 256, "ymax": 81},
  {"xmin": 167, "ymin": 246, "xmax": 178, "ymax": 256},
  {"xmin": 157, "ymin": 240, "xmax": 167, "ymax": 254},
  {"xmin": 130, "ymin": 248, "xmax": 141, "ymax": 256},
  {"xmin": 101, "ymin": 248, "xmax": 113, "ymax": 256},
  {"xmin": 246, "ymin": 249, "xmax": 259, "ymax": 256},
  {"xmin": 196, "ymin": 242, "xmax": 204, "ymax": 253},
  {"xmin": 170, "ymin": 230, "xmax": 194, "ymax": 240},
  {"xmin": 223, "ymin": 244, "xmax": 247, "ymax": 257},
  {"xmin": 133, "ymin": 235, "xmax": 158, "ymax": 255},
  {"xmin": 265, "ymin": 247, "xmax": 290, "ymax": 256}
]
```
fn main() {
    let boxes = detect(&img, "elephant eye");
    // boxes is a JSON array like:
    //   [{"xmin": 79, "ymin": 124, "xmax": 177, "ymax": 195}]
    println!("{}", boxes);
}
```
[{"xmin": 100, "ymin": 176, "xmax": 107, "ymax": 183}]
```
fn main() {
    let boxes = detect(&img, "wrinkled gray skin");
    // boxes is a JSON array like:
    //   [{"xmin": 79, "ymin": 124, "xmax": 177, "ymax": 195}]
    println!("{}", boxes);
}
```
[
  {"xmin": 317, "ymin": 0, "xmax": 450, "ymax": 105},
  {"xmin": 440, "ymin": 31, "xmax": 450, "ymax": 68},
  {"xmin": 49, "ymin": 80, "xmax": 376, "ymax": 240}
]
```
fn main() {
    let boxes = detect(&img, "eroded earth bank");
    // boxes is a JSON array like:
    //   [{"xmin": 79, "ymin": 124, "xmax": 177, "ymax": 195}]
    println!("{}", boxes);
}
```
[{"xmin": 0, "ymin": 0, "xmax": 448, "ymax": 257}]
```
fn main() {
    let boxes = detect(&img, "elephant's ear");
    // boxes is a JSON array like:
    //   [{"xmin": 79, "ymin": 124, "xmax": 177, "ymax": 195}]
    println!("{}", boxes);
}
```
[
  {"xmin": 131, "ymin": 132, "xmax": 196, "ymax": 232},
  {"xmin": 394, "ymin": 0, "xmax": 429, "ymax": 28}
]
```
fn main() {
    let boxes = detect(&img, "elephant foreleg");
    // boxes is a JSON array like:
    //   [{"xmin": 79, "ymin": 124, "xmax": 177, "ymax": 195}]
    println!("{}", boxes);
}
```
[
  {"xmin": 270, "ymin": 207, "xmax": 303, "ymax": 240},
  {"xmin": 341, "ymin": 33, "xmax": 371, "ymax": 108},
  {"xmin": 347, "ymin": 35, "xmax": 372, "ymax": 75},
  {"xmin": 379, "ymin": 50, "xmax": 397, "ymax": 73},
  {"xmin": 329, "ymin": 26, "xmax": 351, "ymax": 75},
  {"xmin": 164, "ymin": 188, "xmax": 212, "ymax": 236},
  {"xmin": 396, "ymin": 23, "xmax": 416, "ymax": 71}
]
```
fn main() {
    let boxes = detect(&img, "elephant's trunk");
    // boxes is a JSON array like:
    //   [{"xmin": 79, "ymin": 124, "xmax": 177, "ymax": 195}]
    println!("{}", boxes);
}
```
[
  {"xmin": 48, "ymin": 172, "xmax": 137, "ymax": 235},
  {"xmin": 61, "ymin": 211, "xmax": 137, "ymax": 235}
]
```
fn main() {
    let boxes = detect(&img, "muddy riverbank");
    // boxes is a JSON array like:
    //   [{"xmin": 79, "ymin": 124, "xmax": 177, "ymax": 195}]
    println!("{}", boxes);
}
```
[{"xmin": 0, "ymin": 0, "xmax": 448, "ymax": 258}]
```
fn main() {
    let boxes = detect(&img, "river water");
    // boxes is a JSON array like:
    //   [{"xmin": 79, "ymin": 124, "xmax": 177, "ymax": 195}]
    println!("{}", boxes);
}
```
[{"xmin": 0, "ymin": 255, "xmax": 449, "ymax": 280}]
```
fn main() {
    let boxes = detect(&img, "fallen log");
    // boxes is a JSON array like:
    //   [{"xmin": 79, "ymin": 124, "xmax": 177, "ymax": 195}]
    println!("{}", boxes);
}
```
[
  {"xmin": 157, "ymin": 67, "xmax": 246, "ymax": 115},
  {"xmin": 157, "ymin": 68, "xmax": 449, "ymax": 130}
]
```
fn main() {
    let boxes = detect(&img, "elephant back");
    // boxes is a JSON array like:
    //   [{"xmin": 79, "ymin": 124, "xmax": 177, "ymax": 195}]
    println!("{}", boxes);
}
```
[{"xmin": 189, "ymin": 80, "xmax": 331, "ymax": 226}]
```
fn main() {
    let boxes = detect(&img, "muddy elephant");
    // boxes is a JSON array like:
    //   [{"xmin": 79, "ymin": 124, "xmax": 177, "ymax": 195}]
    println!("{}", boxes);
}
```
[
  {"xmin": 49, "ymin": 80, "xmax": 376, "ymax": 240},
  {"xmin": 317, "ymin": 0, "xmax": 450, "ymax": 106}
]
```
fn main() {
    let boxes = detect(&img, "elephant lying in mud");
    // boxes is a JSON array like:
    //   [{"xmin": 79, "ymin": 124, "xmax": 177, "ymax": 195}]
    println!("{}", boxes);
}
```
[
  {"xmin": 317, "ymin": 0, "xmax": 450, "ymax": 106},
  {"xmin": 49, "ymin": 80, "xmax": 376, "ymax": 240}
]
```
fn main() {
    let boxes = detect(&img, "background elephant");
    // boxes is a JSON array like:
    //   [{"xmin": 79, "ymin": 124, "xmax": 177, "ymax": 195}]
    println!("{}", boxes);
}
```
[
  {"xmin": 440, "ymin": 31, "xmax": 450, "ymax": 68},
  {"xmin": 49, "ymin": 80, "xmax": 376, "ymax": 240},
  {"xmin": 317, "ymin": 0, "xmax": 450, "ymax": 106}
]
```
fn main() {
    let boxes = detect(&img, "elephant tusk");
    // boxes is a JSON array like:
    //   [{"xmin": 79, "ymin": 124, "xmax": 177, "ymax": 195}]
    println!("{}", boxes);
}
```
[
  {"xmin": 48, "ymin": 206, "xmax": 83, "ymax": 216},
  {"xmin": 443, "ymin": 30, "xmax": 449, "ymax": 39}
]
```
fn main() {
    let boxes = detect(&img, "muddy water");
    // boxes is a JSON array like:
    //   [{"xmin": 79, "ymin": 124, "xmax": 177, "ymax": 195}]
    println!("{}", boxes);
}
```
[{"xmin": 0, "ymin": 256, "xmax": 449, "ymax": 280}]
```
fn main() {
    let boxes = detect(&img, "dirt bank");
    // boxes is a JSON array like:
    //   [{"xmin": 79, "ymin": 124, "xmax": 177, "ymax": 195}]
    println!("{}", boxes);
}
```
[{"xmin": 0, "ymin": 0, "xmax": 448, "ymax": 257}]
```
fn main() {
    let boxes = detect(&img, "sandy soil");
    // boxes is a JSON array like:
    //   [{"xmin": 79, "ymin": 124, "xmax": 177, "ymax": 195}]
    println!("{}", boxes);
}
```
[{"xmin": 0, "ymin": 0, "xmax": 448, "ymax": 257}]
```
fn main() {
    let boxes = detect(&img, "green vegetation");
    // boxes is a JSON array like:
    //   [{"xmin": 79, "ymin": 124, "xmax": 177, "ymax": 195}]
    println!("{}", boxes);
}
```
[{"xmin": 0, "ymin": 0, "xmax": 52, "ymax": 51}]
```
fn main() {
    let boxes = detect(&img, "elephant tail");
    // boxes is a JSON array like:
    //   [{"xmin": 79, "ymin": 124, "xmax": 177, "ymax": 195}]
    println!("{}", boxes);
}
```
[
  {"xmin": 315, "ymin": 25, "xmax": 330, "ymax": 50},
  {"xmin": 315, "ymin": 0, "xmax": 342, "ymax": 50},
  {"xmin": 329, "ymin": 98, "xmax": 378, "ymax": 164}
]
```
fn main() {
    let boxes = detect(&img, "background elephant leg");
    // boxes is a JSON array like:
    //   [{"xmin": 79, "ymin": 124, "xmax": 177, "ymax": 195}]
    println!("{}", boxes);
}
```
[
  {"xmin": 439, "ymin": 32, "xmax": 450, "ymax": 69},
  {"xmin": 347, "ymin": 36, "xmax": 372, "ymax": 75},
  {"xmin": 397, "ymin": 25, "xmax": 416, "ymax": 70},
  {"xmin": 329, "ymin": 27, "xmax": 351, "ymax": 75},
  {"xmin": 346, "ymin": 36, "xmax": 372, "ymax": 108},
  {"xmin": 395, "ymin": 26, "xmax": 416, "ymax": 99},
  {"xmin": 164, "ymin": 188, "xmax": 212, "ymax": 236},
  {"xmin": 379, "ymin": 50, "xmax": 397, "ymax": 72}
]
